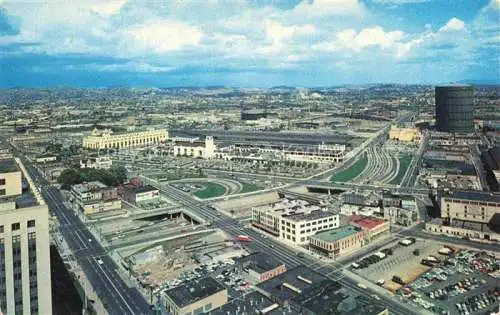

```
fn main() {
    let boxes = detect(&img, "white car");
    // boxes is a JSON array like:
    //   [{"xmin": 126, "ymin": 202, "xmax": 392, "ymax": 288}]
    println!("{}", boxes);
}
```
[{"xmin": 97, "ymin": 259, "xmax": 104, "ymax": 265}]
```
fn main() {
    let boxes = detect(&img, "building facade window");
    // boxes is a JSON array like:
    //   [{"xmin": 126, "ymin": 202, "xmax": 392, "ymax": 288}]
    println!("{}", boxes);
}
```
[
  {"xmin": 12, "ymin": 223, "xmax": 20, "ymax": 231},
  {"xmin": 12, "ymin": 235, "xmax": 23, "ymax": 315},
  {"xmin": 0, "ymin": 179, "xmax": 5, "ymax": 185}
]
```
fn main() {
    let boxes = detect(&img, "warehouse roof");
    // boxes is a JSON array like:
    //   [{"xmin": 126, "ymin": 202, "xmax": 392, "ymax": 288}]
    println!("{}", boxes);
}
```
[
  {"xmin": 165, "ymin": 276, "xmax": 225, "ymax": 308},
  {"xmin": 234, "ymin": 252, "xmax": 285, "ymax": 274},
  {"xmin": 444, "ymin": 190, "xmax": 500, "ymax": 203}
]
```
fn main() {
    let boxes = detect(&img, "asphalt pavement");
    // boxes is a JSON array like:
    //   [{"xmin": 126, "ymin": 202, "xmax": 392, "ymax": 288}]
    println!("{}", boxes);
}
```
[
  {"xmin": 23, "ymin": 162, "xmax": 153, "ymax": 315},
  {"xmin": 153, "ymin": 181, "xmax": 422, "ymax": 315}
]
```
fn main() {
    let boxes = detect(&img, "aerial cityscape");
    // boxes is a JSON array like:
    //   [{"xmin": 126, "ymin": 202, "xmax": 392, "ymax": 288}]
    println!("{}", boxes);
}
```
[{"xmin": 0, "ymin": 1, "xmax": 499, "ymax": 315}]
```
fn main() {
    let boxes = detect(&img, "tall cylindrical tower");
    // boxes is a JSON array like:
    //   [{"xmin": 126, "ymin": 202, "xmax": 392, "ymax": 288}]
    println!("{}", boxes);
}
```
[{"xmin": 435, "ymin": 85, "xmax": 474, "ymax": 133}]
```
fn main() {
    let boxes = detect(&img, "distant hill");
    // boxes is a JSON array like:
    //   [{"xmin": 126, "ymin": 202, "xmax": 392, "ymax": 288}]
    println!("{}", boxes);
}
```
[{"xmin": 457, "ymin": 80, "xmax": 500, "ymax": 86}]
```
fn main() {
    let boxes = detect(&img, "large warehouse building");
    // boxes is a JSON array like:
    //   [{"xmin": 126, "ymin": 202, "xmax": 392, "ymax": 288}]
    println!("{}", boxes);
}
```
[{"xmin": 435, "ymin": 85, "xmax": 474, "ymax": 133}]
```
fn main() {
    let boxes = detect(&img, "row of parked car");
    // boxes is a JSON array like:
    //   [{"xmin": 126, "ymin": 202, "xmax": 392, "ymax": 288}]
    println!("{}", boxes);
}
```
[
  {"xmin": 455, "ymin": 289, "xmax": 500, "ymax": 315},
  {"xmin": 351, "ymin": 250, "xmax": 390, "ymax": 269}
]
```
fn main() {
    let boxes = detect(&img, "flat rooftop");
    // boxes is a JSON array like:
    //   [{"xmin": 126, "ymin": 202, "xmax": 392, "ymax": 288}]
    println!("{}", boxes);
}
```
[
  {"xmin": 0, "ymin": 159, "xmax": 19, "ymax": 173},
  {"xmin": 444, "ymin": 190, "xmax": 500, "ymax": 203},
  {"xmin": 347, "ymin": 215, "xmax": 387, "ymax": 230},
  {"xmin": 257, "ymin": 265, "xmax": 328, "ymax": 302},
  {"xmin": 292, "ymin": 280, "xmax": 345, "ymax": 315},
  {"xmin": 207, "ymin": 291, "xmax": 299, "ymax": 315},
  {"xmin": 234, "ymin": 252, "xmax": 284, "ymax": 274},
  {"xmin": 123, "ymin": 184, "xmax": 158, "ymax": 193},
  {"xmin": 72, "ymin": 181, "xmax": 108, "ymax": 192},
  {"xmin": 284, "ymin": 209, "xmax": 336, "ymax": 222},
  {"xmin": 165, "ymin": 276, "xmax": 225, "ymax": 308},
  {"xmin": 311, "ymin": 225, "xmax": 361, "ymax": 243}
]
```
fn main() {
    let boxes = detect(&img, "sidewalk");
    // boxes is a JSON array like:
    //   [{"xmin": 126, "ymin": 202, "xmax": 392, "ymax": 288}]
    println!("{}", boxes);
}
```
[{"xmin": 53, "ymin": 231, "xmax": 108, "ymax": 315}]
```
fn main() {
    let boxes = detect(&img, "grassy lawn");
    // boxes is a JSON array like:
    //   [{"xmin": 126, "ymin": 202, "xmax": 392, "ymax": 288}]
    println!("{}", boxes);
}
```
[
  {"xmin": 330, "ymin": 153, "xmax": 368, "ymax": 182},
  {"xmin": 389, "ymin": 154, "xmax": 413, "ymax": 185},
  {"xmin": 193, "ymin": 182, "xmax": 227, "ymax": 199},
  {"xmin": 240, "ymin": 182, "xmax": 262, "ymax": 193}
]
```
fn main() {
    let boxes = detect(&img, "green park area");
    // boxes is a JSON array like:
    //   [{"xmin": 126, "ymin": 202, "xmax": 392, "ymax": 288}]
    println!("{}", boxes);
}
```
[
  {"xmin": 193, "ymin": 182, "xmax": 227, "ymax": 199},
  {"xmin": 240, "ymin": 182, "xmax": 262, "ymax": 193},
  {"xmin": 390, "ymin": 154, "xmax": 413, "ymax": 185},
  {"xmin": 330, "ymin": 153, "xmax": 368, "ymax": 183}
]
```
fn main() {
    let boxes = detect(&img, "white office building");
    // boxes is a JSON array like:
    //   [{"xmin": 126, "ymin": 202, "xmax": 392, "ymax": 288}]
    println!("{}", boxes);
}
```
[
  {"xmin": 0, "ymin": 158, "xmax": 52, "ymax": 315},
  {"xmin": 252, "ymin": 198, "xmax": 340, "ymax": 245}
]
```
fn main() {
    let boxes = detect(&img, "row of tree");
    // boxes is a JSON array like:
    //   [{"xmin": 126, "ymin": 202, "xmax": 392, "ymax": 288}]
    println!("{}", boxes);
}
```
[{"xmin": 58, "ymin": 166, "xmax": 128, "ymax": 190}]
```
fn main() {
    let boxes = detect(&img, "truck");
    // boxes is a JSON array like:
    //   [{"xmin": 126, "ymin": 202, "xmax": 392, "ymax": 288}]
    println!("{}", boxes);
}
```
[{"xmin": 237, "ymin": 235, "xmax": 251, "ymax": 242}]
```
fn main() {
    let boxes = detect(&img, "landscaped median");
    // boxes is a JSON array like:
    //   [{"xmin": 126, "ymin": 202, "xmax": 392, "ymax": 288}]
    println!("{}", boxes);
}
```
[
  {"xmin": 193, "ymin": 182, "xmax": 227, "ymax": 199},
  {"xmin": 330, "ymin": 153, "xmax": 368, "ymax": 183}
]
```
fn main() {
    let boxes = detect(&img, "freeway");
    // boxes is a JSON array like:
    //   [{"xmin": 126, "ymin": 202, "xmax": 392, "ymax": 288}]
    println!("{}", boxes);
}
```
[
  {"xmin": 302, "ymin": 179, "xmax": 431, "ymax": 195},
  {"xmin": 22, "ymin": 162, "xmax": 153, "ymax": 315},
  {"xmin": 144, "ymin": 176, "xmax": 422, "ymax": 315}
]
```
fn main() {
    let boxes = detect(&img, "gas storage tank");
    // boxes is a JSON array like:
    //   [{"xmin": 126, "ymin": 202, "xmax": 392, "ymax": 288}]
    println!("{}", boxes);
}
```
[{"xmin": 435, "ymin": 85, "xmax": 474, "ymax": 133}]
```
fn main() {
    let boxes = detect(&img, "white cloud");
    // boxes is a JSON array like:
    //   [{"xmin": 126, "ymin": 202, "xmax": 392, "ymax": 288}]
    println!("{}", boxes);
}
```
[
  {"xmin": 314, "ymin": 26, "xmax": 405, "ymax": 53},
  {"xmin": 292, "ymin": 0, "xmax": 365, "ymax": 17},
  {"xmin": 90, "ymin": 0, "xmax": 127, "ymax": 17},
  {"xmin": 264, "ymin": 20, "xmax": 315, "ymax": 43},
  {"xmin": 439, "ymin": 17, "xmax": 466, "ymax": 32},
  {"xmin": 124, "ymin": 20, "xmax": 202, "ymax": 54}
]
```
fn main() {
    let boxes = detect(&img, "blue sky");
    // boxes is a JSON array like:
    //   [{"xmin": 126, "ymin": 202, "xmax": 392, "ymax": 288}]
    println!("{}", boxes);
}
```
[{"xmin": 0, "ymin": 0, "xmax": 498, "ymax": 87}]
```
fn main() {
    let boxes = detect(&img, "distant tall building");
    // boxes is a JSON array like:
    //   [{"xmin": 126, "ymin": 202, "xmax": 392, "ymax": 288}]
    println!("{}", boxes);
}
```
[
  {"xmin": 435, "ymin": 85, "xmax": 474, "ymax": 133},
  {"xmin": 0, "ymin": 158, "xmax": 52, "ymax": 315}
]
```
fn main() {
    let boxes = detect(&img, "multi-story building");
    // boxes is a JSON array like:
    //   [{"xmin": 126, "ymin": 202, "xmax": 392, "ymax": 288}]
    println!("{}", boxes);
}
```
[
  {"xmin": 309, "ymin": 224, "xmax": 365, "ymax": 259},
  {"xmin": 251, "ymin": 198, "xmax": 339, "ymax": 245},
  {"xmin": 425, "ymin": 190, "xmax": 500, "ymax": 242},
  {"xmin": 0, "ymin": 158, "xmax": 52, "ymax": 315},
  {"xmin": 172, "ymin": 136, "xmax": 216, "ymax": 159},
  {"xmin": 164, "ymin": 276, "xmax": 227, "ymax": 315},
  {"xmin": 71, "ymin": 181, "xmax": 121, "ymax": 215},
  {"xmin": 440, "ymin": 190, "xmax": 500, "ymax": 224},
  {"xmin": 234, "ymin": 252, "xmax": 286, "ymax": 284},
  {"xmin": 79, "ymin": 156, "xmax": 112, "ymax": 170},
  {"xmin": 82, "ymin": 128, "xmax": 168, "ymax": 150},
  {"xmin": 120, "ymin": 184, "xmax": 160, "ymax": 205},
  {"xmin": 346, "ymin": 215, "xmax": 390, "ymax": 242}
]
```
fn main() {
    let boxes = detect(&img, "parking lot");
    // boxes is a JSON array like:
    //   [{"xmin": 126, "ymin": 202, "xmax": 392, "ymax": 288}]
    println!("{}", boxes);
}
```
[
  {"xmin": 352, "ymin": 238, "xmax": 443, "ymax": 291},
  {"xmin": 403, "ymin": 249, "xmax": 499, "ymax": 315}
]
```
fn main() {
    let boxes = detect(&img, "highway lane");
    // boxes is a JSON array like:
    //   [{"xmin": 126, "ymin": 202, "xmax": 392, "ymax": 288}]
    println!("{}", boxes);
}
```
[
  {"xmin": 155, "ymin": 182, "xmax": 420, "ymax": 315},
  {"xmin": 20, "ymin": 160, "xmax": 153, "ymax": 315}
]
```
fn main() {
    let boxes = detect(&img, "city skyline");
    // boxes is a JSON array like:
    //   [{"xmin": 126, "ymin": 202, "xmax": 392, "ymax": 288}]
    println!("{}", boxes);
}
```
[{"xmin": 1, "ymin": 0, "xmax": 499, "ymax": 88}]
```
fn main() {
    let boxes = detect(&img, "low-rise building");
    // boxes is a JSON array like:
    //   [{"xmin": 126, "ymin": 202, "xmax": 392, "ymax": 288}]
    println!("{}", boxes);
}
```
[
  {"xmin": 80, "ymin": 156, "xmax": 112, "ymax": 170},
  {"xmin": 234, "ymin": 252, "xmax": 286, "ymax": 284},
  {"xmin": 425, "ymin": 218, "xmax": 500, "ymax": 242},
  {"xmin": 309, "ymin": 225, "xmax": 365, "ymax": 259},
  {"xmin": 389, "ymin": 126, "xmax": 421, "ymax": 143},
  {"xmin": 252, "ymin": 198, "xmax": 340, "ymax": 245},
  {"xmin": 71, "ymin": 181, "xmax": 121, "ymax": 215},
  {"xmin": 173, "ymin": 136, "xmax": 216, "ymax": 159},
  {"xmin": 120, "ymin": 183, "xmax": 160, "ymax": 205},
  {"xmin": 35, "ymin": 154, "xmax": 57, "ymax": 163},
  {"xmin": 346, "ymin": 215, "xmax": 390, "ymax": 242},
  {"xmin": 83, "ymin": 128, "xmax": 168, "ymax": 149},
  {"xmin": 256, "ymin": 265, "xmax": 352, "ymax": 315},
  {"xmin": 164, "ymin": 276, "xmax": 227, "ymax": 315},
  {"xmin": 383, "ymin": 206, "xmax": 417, "ymax": 226}
]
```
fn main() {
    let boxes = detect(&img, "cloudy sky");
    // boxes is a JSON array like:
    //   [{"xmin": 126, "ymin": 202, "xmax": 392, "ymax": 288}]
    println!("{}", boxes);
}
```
[{"xmin": 0, "ymin": 0, "xmax": 498, "ymax": 87}]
